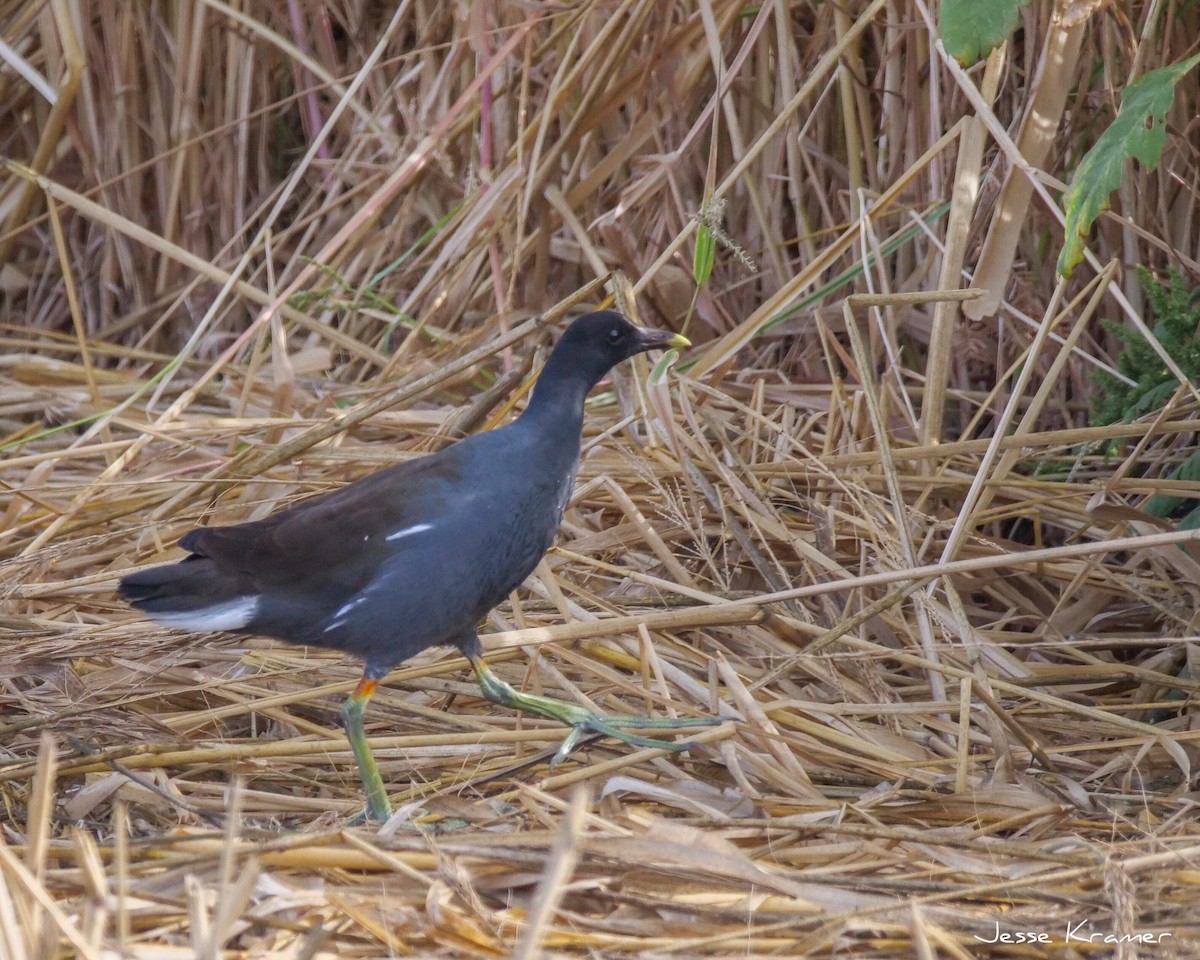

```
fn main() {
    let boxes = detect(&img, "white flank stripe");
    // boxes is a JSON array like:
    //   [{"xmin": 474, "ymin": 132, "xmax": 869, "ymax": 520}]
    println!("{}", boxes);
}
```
[
  {"xmin": 325, "ymin": 595, "xmax": 367, "ymax": 630},
  {"xmin": 149, "ymin": 596, "xmax": 259, "ymax": 632},
  {"xmin": 332, "ymin": 595, "xmax": 367, "ymax": 621},
  {"xmin": 386, "ymin": 522, "xmax": 433, "ymax": 542}
]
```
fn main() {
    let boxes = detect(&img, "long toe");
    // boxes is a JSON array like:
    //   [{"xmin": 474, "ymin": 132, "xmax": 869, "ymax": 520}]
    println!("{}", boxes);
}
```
[
  {"xmin": 584, "ymin": 716, "xmax": 701, "ymax": 752},
  {"xmin": 584, "ymin": 713, "xmax": 722, "ymax": 730},
  {"xmin": 475, "ymin": 660, "xmax": 714, "ymax": 767},
  {"xmin": 548, "ymin": 713, "xmax": 710, "ymax": 767}
]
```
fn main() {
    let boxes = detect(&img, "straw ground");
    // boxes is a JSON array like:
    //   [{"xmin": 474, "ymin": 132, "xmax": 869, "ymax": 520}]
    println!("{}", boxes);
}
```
[{"xmin": 3, "ymin": 2, "xmax": 1200, "ymax": 956}]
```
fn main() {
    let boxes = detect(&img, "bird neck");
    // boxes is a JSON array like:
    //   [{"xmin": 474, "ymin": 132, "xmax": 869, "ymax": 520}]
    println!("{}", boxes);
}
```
[{"xmin": 519, "ymin": 362, "xmax": 595, "ymax": 433}]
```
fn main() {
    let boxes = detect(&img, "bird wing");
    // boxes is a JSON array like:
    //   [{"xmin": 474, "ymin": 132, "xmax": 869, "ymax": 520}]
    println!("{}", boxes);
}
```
[{"xmin": 179, "ymin": 450, "xmax": 471, "ymax": 597}]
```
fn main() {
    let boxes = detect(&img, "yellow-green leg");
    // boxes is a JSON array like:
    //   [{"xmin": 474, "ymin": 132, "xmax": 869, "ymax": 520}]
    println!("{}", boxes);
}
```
[
  {"xmin": 469, "ymin": 654, "xmax": 716, "ymax": 766},
  {"xmin": 342, "ymin": 676, "xmax": 392, "ymax": 821}
]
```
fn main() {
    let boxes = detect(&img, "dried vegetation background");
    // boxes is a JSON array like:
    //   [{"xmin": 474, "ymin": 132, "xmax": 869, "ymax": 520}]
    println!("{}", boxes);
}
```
[{"xmin": 3, "ymin": 0, "xmax": 1200, "ymax": 956}]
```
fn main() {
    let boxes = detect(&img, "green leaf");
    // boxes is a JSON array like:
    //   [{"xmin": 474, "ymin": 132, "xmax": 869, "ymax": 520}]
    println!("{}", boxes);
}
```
[
  {"xmin": 940, "ymin": 0, "xmax": 1027, "ymax": 65},
  {"xmin": 1144, "ymin": 493, "xmax": 1183, "ymax": 518},
  {"xmin": 1129, "ymin": 379, "xmax": 1180, "ymax": 418},
  {"xmin": 1177, "ymin": 506, "xmax": 1200, "ymax": 532},
  {"xmin": 693, "ymin": 223, "xmax": 715, "ymax": 287},
  {"xmin": 648, "ymin": 348, "xmax": 682, "ymax": 386},
  {"xmin": 1058, "ymin": 55, "xmax": 1200, "ymax": 277},
  {"xmin": 1176, "ymin": 450, "xmax": 1200, "ymax": 485},
  {"xmin": 1143, "ymin": 450, "xmax": 1200, "ymax": 517}
]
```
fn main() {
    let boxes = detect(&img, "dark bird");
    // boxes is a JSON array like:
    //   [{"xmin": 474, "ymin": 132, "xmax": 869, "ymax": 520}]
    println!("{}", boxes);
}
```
[{"xmin": 118, "ymin": 311, "xmax": 713, "ymax": 820}]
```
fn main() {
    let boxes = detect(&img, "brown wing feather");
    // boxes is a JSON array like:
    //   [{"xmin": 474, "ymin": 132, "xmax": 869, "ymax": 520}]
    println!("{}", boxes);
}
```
[{"xmin": 180, "ymin": 452, "xmax": 466, "ymax": 594}]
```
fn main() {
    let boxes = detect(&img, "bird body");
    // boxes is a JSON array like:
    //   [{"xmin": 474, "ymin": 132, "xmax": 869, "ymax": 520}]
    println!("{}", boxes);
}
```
[
  {"xmin": 119, "ymin": 311, "xmax": 712, "ymax": 819},
  {"xmin": 123, "ymin": 413, "xmax": 578, "ymax": 667}
]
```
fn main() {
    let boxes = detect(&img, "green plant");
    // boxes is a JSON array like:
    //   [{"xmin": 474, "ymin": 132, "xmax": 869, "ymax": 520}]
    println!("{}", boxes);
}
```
[
  {"xmin": 1092, "ymin": 267, "xmax": 1200, "ymax": 527},
  {"xmin": 1092, "ymin": 266, "xmax": 1200, "ymax": 426}
]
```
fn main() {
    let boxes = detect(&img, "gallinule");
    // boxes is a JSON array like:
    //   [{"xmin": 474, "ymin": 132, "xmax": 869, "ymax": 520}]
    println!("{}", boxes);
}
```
[{"xmin": 119, "ymin": 311, "xmax": 713, "ymax": 820}]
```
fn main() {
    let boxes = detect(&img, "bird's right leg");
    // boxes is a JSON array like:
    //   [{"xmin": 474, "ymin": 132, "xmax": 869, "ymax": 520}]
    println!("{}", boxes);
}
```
[{"xmin": 342, "ymin": 675, "xmax": 392, "ymax": 821}]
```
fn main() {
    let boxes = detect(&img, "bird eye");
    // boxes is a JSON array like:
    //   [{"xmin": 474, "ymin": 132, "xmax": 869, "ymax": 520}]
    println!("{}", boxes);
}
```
[{"xmin": 607, "ymin": 327, "xmax": 626, "ymax": 345}]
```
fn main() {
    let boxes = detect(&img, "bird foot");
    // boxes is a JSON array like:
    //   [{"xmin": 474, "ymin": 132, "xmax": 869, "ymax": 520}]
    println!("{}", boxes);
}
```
[
  {"xmin": 474, "ymin": 660, "xmax": 717, "ymax": 767},
  {"xmin": 548, "ymin": 711, "xmax": 719, "ymax": 768}
]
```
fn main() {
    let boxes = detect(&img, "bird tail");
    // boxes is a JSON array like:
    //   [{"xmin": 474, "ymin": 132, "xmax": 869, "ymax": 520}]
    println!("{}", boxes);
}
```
[{"xmin": 118, "ymin": 557, "xmax": 236, "ymax": 613}]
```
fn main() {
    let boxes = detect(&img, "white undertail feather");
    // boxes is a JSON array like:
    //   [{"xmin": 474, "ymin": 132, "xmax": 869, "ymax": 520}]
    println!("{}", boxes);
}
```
[{"xmin": 148, "ymin": 596, "xmax": 259, "ymax": 632}]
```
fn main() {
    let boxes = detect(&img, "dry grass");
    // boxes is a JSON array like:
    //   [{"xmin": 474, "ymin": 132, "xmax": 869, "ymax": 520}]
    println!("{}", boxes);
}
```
[{"xmin": 3, "ymin": 0, "xmax": 1200, "ymax": 956}]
